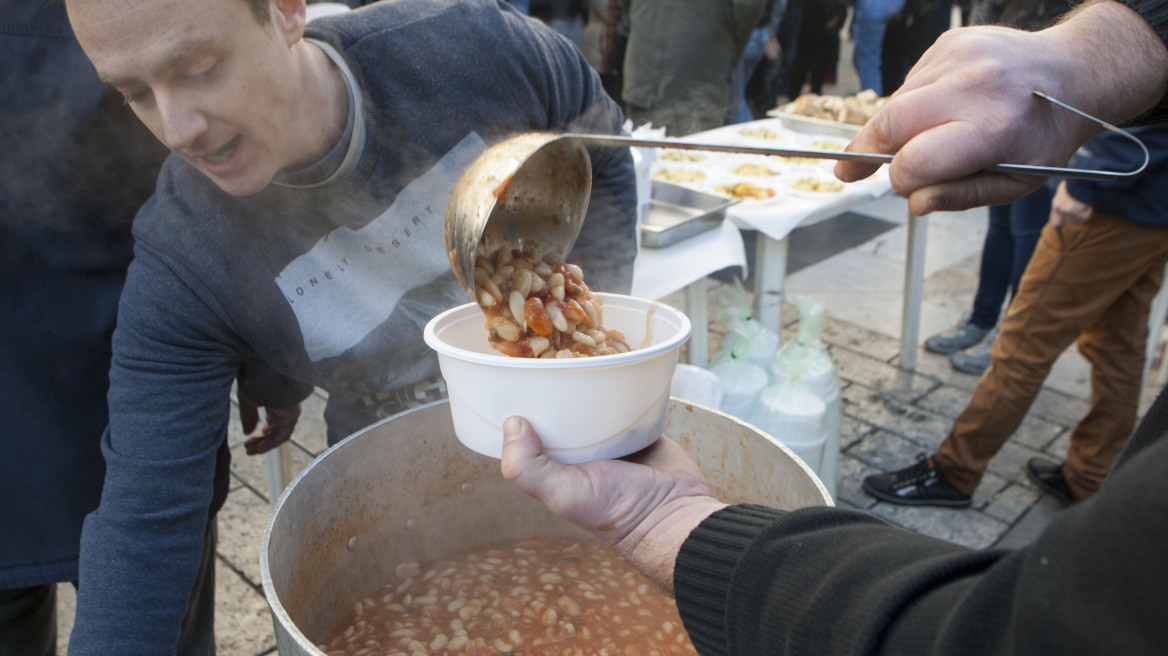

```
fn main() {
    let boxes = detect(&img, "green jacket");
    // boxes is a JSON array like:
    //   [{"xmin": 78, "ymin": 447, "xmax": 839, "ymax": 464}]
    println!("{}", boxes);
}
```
[{"xmin": 621, "ymin": 0, "xmax": 766, "ymax": 134}]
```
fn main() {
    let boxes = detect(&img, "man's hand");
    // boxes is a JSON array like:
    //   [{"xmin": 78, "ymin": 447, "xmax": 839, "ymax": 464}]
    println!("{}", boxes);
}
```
[
  {"xmin": 834, "ymin": 1, "xmax": 1168, "ymax": 215},
  {"xmin": 765, "ymin": 35, "xmax": 781, "ymax": 61},
  {"xmin": 238, "ymin": 392, "xmax": 301, "ymax": 455},
  {"xmin": 500, "ymin": 417, "xmax": 726, "ymax": 592},
  {"xmin": 1050, "ymin": 180, "xmax": 1093, "ymax": 227}
]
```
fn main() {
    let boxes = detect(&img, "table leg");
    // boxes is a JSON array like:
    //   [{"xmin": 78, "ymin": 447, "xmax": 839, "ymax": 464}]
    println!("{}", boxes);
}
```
[
  {"xmin": 684, "ymin": 277, "xmax": 710, "ymax": 366},
  {"xmin": 1140, "ymin": 261, "xmax": 1168, "ymax": 400},
  {"xmin": 265, "ymin": 444, "xmax": 292, "ymax": 503},
  {"xmin": 753, "ymin": 234, "xmax": 789, "ymax": 333},
  {"xmin": 901, "ymin": 212, "xmax": 928, "ymax": 372}
]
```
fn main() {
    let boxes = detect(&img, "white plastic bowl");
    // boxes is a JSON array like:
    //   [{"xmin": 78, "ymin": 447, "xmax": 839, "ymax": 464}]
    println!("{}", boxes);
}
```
[{"xmin": 424, "ymin": 293, "xmax": 691, "ymax": 464}]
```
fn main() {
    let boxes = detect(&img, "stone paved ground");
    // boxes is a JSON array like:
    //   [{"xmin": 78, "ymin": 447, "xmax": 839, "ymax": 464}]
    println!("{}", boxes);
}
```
[{"xmin": 700, "ymin": 294, "xmax": 1086, "ymax": 551}]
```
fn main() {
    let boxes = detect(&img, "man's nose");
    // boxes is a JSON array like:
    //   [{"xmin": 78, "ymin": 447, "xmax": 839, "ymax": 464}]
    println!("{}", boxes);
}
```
[{"xmin": 156, "ymin": 92, "xmax": 207, "ymax": 152}]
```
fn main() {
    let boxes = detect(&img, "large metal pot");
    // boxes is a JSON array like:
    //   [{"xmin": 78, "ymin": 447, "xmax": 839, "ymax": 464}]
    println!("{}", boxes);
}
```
[{"xmin": 260, "ymin": 399, "xmax": 832, "ymax": 655}]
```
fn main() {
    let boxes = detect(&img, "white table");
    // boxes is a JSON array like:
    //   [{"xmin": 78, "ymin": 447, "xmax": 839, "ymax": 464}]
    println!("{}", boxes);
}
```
[
  {"xmin": 631, "ymin": 218, "xmax": 747, "ymax": 366},
  {"xmin": 630, "ymin": 118, "xmax": 926, "ymax": 370}
]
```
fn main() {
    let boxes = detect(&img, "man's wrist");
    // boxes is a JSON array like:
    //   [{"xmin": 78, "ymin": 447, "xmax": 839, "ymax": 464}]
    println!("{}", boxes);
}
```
[
  {"xmin": 618, "ymin": 498, "xmax": 727, "ymax": 594},
  {"xmin": 1049, "ymin": 0, "xmax": 1168, "ymax": 124}
]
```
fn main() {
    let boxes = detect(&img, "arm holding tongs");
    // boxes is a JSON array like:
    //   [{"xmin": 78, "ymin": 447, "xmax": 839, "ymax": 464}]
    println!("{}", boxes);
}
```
[{"xmin": 568, "ymin": 92, "xmax": 1148, "ymax": 183}]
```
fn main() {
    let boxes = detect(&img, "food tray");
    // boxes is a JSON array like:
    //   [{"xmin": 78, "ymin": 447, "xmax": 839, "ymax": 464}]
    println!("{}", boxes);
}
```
[
  {"xmin": 641, "ymin": 180, "xmax": 739, "ymax": 248},
  {"xmin": 766, "ymin": 108, "xmax": 863, "ymax": 138}
]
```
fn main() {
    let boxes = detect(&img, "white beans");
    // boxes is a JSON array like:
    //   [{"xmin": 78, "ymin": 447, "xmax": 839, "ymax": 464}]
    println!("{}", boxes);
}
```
[
  {"xmin": 322, "ymin": 537, "xmax": 697, "ymax": 656},
  {"xmin": 473, "ymin": 249, "xmax": 631, "ymax": 358}
]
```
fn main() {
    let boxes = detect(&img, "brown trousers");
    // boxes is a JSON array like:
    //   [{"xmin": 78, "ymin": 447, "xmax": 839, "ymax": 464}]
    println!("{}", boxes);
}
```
[{"xmin": 937, "ymin": 211, "xmax": 1168, "ymax": 500}]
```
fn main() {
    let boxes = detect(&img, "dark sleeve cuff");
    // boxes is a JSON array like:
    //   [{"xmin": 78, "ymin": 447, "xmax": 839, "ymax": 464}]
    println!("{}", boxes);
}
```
[
  {"xmin": 1114, "ymin": 0, "xmax": 1168, "ymax": 123},
  {"xmin": 236, "ymin": 359, "xmax": 314, "ymax": 409},
  {"xmin": 673, "ymin": 504, "xmax": 788, "ymax": 656}
]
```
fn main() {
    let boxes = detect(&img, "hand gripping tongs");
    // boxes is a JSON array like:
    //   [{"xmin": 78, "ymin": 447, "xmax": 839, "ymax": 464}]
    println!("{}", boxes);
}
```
[{"xmin": 564, "ymin": 92, "xmax": 1148, "ymax": 181}]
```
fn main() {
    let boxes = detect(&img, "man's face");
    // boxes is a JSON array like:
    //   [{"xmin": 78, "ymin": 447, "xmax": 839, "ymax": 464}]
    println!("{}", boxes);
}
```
[{"xmin": 68, "ymin": 0, "xmax": 310, "ymax": 197}]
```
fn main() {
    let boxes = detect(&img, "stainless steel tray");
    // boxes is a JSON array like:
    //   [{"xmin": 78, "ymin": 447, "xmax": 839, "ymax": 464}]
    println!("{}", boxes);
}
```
[{"xmin": 640, "ymin": 181, "xmax": 740, "ymax": 248}]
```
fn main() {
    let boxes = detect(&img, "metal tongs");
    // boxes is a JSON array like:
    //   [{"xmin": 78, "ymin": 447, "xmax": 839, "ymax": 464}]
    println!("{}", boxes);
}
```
[{"xmin": 566, "ymin": 92, "xmax": 1148, "ymax": 181}]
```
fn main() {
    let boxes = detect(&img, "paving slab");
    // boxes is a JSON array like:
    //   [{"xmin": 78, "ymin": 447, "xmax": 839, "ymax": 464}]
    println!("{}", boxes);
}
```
[
  {"xmin": 213, "ymin": 558, "xmax": 277, "ymax": 656},
  {"xmin": 217, "ymin": 479, "xmax": 274, "ymax": 590},
  {"xmin": 841, "ymin": 384, "xmax": 953, "ymax": 450},
  {"xmin": 838, "ymin": 411, "xmax": 876, "ymax": 451},
  {"xmin": 835, "ymin": 454, "xmax": 881, "ymax": 510},
  {"xmin": 820, "ymin": 319, "xmax": 903, "ymax": 362},
  {"xmin": 867, "ymin": 502, "xmax": 1011, "ymax": 550},
  {"xmin": 832, "ymin": 347, "xmax": 939, "ymax": 404},
  {"xmin": 983, "ymin": 483, "xmax": 1043, "ymax": 525}
]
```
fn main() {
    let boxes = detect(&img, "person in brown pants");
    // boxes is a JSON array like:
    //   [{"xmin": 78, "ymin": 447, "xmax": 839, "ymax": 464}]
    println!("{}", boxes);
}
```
[{"xmin": 864, "ymin": 125, "xmax": 1168, "ymax": 507}]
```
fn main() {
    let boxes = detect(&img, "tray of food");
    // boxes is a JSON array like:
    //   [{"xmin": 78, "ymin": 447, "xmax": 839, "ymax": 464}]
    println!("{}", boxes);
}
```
[
  {"xmin": 767, "ymin": 91, "xmax": 887, "ymax": 137},
  {"xmin": 641, "ymin": 180, "xmax": 740, "ymax": 248}
]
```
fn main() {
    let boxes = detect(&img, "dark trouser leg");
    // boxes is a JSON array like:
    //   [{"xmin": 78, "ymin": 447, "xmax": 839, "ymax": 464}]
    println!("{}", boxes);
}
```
[
  {"xmin": 176, "ymin": 519, "xmax": 217, "ymax": 656},
  {"xmin": 1005, "ymin": 185, "xmax": 1051, "ymax": 298},
  {"xmin": 808, "ymin": 31, "xmax": 830, "ymax": 95},
  {"xmin": 970, "ymin": 204, "xmax": 1014, "ymax": 329},
  {"xmin": 0, "ymin": 586, "xmax": 56, "ymax": 656}
]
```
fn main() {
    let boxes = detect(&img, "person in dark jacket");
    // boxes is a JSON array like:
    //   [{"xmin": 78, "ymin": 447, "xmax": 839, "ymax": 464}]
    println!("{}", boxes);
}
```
[
  {"xmin": 0, "ymin": 3, "xmax": 166, "ymax": 654},
  {"xmin": 501, "ymin": 385, "xmax": 1168, "ymax": 655},
  {"xmin": 881, "ymin": 0, "xmax": 954, "ymax": 96},
  {"xmin": 1, "ymin": 3, "xmax": 301, "ymax": 654},
  {"xmin": 785, "ymin": 0, "xmax": 847, "ymax": 101},
  {"xmin": 60, "ymin": 0, "xmax": 635, "ymax": 653},
  {"xmin": 619, "ymin": 0, "xmax": 767, "ymax": 135},
  {"xmin": 864, "ymin": 125, "xmax": 1168, "ymax": 507}
]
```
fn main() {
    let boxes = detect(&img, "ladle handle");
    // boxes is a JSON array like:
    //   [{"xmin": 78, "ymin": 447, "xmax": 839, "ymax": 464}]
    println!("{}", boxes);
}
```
[{"xmin": 563, "ymin": 91, "xmax": 1150, "ymax": 182}]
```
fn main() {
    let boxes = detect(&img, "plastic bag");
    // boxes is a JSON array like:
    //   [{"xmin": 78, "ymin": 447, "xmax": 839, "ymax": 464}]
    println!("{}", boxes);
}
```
[
  {"xmin": 706, "ymin": 276, "xmax": 780, "ymax": 420},
  {"xmin": 670, "ymin": 363, "xmax": 723, "ymax": 409},
  {"xmin": 770, "ymin": 298, "xmax": 840, "ymax": 497},
  {"xmin": 722, "ymin": 319, "xmax": 781, "ymax": 371},
  {"xmin": 714, "ymin": 276, "xmax": 780, "ymax": 370},
  {"xmin": 709, "ymin": 354, "xmax": 768, "ymax": 420},
  {"xmin": 750, "ymin": 375, "xmax": 827, "ymax": 472}
]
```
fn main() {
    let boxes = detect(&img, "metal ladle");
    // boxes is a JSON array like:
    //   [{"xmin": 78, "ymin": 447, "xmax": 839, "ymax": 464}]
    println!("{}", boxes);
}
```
[
  {"xmin": 445, "ymin": 132, "xmax": 592, "ymax": 303},
  {"xmin": 445, "ymin": 92, "xmax": 1147, "ymax": 302}
]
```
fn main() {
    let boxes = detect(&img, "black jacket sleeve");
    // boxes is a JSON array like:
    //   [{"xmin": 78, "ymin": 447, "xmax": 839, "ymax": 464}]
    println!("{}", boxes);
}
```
[
  {"xmin": 675, "ymin": 401, "xmax": 1168, "ymax": 655},
  {"xmin": 236, "ymin": 358, "xmax": 315, "ymax": 409}
]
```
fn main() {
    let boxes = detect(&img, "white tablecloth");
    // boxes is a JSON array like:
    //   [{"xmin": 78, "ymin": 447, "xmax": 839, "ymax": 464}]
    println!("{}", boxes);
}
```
[
  {"xmin": 650, "ymin": 118, "xmax": 894, "ymax": 240},
  {"xmin": 631, "ymin": 218, "xmax": 747, "ymax": 301},
  {"xmin": 628, "ymin": 117, "xmax": 924, "ymax": 370}
]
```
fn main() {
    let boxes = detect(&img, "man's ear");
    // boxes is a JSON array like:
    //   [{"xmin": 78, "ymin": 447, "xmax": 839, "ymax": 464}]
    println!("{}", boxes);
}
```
[{"xmin": 271, "ymin": 0, "xmax": 307, "ymax": 46}]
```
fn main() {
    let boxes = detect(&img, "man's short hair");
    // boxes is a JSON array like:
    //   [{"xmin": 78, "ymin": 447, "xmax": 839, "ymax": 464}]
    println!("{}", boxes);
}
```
[
  {"xmin": 61, "ymin": 0, "xmax": 271, "ymax": 24},
  {"xmin": 244, "ymin": 0, "xmax": 271, "ymax": 23}
]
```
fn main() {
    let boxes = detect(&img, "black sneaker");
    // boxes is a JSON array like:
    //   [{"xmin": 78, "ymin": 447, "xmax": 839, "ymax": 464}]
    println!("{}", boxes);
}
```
[
  {"xmin": 862, "ymin": 454, "xmax": 972, "ymax": 508},
  {"xmin": 1025, "ymin": 457, "xmax": 1077, "ymax": 504}
]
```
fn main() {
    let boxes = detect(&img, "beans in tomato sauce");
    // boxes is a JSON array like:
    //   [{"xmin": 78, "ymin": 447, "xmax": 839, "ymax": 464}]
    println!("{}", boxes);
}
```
[
  {"xmin": 319, "ymin": 536, "xmax": 697, "ymax": 656},
  {"xmin": 474, "ymin": 249, "xmax": 631, "ymax": 358}
]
